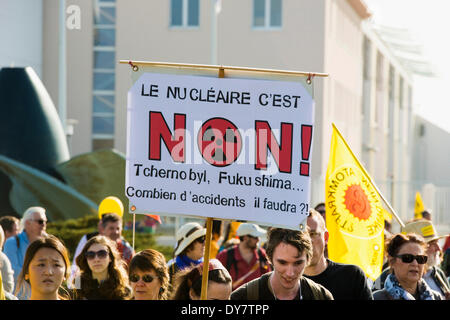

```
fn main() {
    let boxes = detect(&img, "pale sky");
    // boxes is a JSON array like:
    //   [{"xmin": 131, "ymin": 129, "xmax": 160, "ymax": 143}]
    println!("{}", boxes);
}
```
[{"xmin": 364, "ymin": 0, "xmax": 450, "ymax": 133}]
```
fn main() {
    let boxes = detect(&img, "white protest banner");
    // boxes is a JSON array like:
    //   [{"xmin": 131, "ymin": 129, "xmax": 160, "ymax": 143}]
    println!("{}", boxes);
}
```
[{"xmin": 125, "ymin": 71, "xmax": 315, "ymax": 230}]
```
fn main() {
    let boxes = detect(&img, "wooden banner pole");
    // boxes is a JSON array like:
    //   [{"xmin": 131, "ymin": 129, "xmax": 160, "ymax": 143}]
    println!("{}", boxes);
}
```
[
  {"xmin": 119, "ymin": 60, "xmax": 329, "ymax": 78},
  {"xmin": 132, "ymin": 213, "xmax": 136, "ymax": 250},
  {"xmin": 200, "ymin": 217, "xmax": 214, "ymax": 300},
  {"xmin": 200, "ymin": 67, "xmax": 225, "ymax": 300}
]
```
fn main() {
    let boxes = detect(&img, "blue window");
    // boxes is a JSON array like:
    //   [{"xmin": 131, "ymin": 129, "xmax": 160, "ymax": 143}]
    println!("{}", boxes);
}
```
[
  {"xmin": 94, "ymin": 6, "xmax": 116, "ymax": 25},
  {"xmin": 254, "ymin": 0, "xmax": 266, "ymax": 27},
  {"xmin": 171, "ymin": 0, "xmax": 199, "ymax": 27},
  {"xmin": 253, "ymin": 0, "xmax": 282, "ymax": 28},
  {"xmin": 94, "ymin": 27, "xmax": 115, "ymax": 46},
  {"xmin": 94, "ymin": 72, "xmax": 115, "ymax": 91},
  {"xmin": 187, "ymin": 0, "xmax": 199, "ymax": 26},
  {"xmin": 93, "ymin": 94, "xmax": 114, "ymax": 114},
  {"xmin": 93, "ymin": 115, "xmax": 114, "ymax": 134},
  {"xmin": 171, "ymin": 0, "xmax": 183, "ymax": 26},
  {"xmin": 94, "ymin": 50, "xmax": 115, "ymax": 69}
]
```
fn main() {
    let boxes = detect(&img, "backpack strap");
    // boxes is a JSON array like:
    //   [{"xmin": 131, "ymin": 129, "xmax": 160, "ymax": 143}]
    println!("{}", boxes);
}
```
[
  {"xmin": 310, "ymin": 282, "xmax": 322, "ymax": 300},
  {"xmin": 226, "ymin": 246, "xmax": 238, "ymax": 276},
  {"xmin": 246, "ymin": 277, "xmax": 260, "ymax": 300},
  {"xmin": 257, "ymin": 248, "xmax": 269, "ymax": 269},
  {"xmin": 301, "ymin": 277, "xmax": 329, "ymax": 300}
]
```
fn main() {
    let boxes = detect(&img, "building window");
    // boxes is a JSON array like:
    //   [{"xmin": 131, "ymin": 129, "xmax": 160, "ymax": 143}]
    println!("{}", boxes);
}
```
[
  {"xmin": 94, "ymin": 5, "xmax": 115, "ymax": 25},
  {"xmin": 94, "ymin": 49, "xmax": 115, "ymax": 69},
  {"xmin": 94, "ymin": 27, "xmax": 115, "ymax": 46},
  {"xmin": 253, "ymin": 0, "xmax": 282, "ymax": 28},
  {"xmin": 92, "ymin": 0, "xmax": 116, "ymax": 150},
  {"xmin": 171, "ymin": 0, "xmax": 199, "ymax": 27}
]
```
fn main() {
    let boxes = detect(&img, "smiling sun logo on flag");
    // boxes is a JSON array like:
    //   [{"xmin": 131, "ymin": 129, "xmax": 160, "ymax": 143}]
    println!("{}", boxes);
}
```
[
  {"xmin": 344, "ymin": 184, "xmax": 371, "ymax": 221},
  {"xmin": 327, "ymin": 164, "xmax": 384, "ymax": 239}
]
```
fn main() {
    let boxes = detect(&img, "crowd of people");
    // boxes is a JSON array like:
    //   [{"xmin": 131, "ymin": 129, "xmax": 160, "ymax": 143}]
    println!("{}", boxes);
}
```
[{"xmin": 0, "ymin": 199, "xmax": 449, "ymax": 301}]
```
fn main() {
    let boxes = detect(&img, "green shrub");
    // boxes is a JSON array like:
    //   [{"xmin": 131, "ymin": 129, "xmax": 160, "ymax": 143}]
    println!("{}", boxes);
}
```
[{"xmin": 46, "ymin": 215, "xmax": 173, "ymax": 263}]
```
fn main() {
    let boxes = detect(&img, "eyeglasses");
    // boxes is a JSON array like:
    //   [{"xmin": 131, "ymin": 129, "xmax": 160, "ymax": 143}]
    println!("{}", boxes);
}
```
[
  {"xmin": 396, "ymin": 254, "xmax": 428, "ymax": 264},
  {"xmin": 196, "ymin": 236, "xmax": 206, "ymax": 244},
  {"xmin": 32, "ymin": 219, "xmax": 47, "ymax": 225},
  {"xmin": 129, "ymin": 274, "xmax": 155, "ymax": 283},
  {"xmin": 85, "ymin": 249, "xmax": 109, "ymax": 260}
]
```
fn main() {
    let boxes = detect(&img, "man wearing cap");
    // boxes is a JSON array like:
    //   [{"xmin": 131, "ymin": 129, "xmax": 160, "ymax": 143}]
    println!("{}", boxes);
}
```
[
  {"xmin": 167, "ymin": 222, "xmax": 206, "ymax": 282},
  {"xmin": 217, "ymin": 223, "xmax": 271, "ymax": 290},
  {"xmin": 373, "ymin": 219, "xmax": 450, "ymax": 299}
]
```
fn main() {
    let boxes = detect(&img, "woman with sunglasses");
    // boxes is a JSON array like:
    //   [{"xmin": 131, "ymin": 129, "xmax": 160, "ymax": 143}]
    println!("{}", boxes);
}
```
[
  {"xmin": 373, "ymin": 233, "xmax": 442, "ymax": 300},
  {"xmin": 128, "ymin": 249, "xmax": 170, "ymax": 300},
  {"xmin": 15, "ymin": 235, "xmax": 71, "ymax": 300},
  {"xmin": 170, "ymin": 259, "xmax": 232, "ymax": 300},
  {"xmin": 74, "ymin": 235, "xmax": 132, "ymax": 300},
  {"xmin": 167, "ymin": 222, "xmax": 206, "ymax": 283}
]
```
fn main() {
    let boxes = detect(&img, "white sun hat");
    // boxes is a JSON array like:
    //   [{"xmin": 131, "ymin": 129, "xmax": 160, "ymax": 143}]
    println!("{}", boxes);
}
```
[
  {"xmin": 236, "ymin": 223, "xmax": 267, "ymax": 238},
  {"xmin": 174, "ymin": 222, "xmax": 206, "ymax": 256}
]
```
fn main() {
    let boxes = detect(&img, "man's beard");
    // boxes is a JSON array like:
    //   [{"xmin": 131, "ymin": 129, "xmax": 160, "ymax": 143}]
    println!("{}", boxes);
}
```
[
  {"xmin": 245, "ymin": 240, "xmax": 257, "ymax": 250},
  {"xmin": 427, "ymin": 251, "xmax": 441, "ymax": 267}
]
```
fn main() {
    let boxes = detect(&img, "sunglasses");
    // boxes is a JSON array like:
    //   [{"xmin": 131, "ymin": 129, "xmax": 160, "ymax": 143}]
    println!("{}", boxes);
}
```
[
  {"xmin": 196, "ymin": 236, "xmax": 206, "ymax": 244},
  {"xmin": 85, "ymin": 249, "xmax": 109, "ymax": 260},
  {"xmin": 396, "ymin": 254, "xmax": 428, "ymax": 264},
  {"xmin": 129, "ymin": 274, "xmax": 155, "ymax": 283},
  {"xmin": 32, "ymin": 219, "xmax": 47, "ymax": 225}
]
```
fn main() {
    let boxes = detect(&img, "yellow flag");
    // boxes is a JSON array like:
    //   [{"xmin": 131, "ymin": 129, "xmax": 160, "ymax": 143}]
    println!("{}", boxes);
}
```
[
  {"xmin": 325, "ymin": 124, "xmax": 385, "ymax": 281},
  {"xmin": 414, "ymin": 192, "xmax": 425, "ymax": 220}
]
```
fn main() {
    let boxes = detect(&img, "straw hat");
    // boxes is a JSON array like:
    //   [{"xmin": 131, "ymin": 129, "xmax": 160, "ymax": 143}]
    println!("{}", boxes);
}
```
[
  {"xmin": 174, "ymin": 222, "xmax": 206, "ymax": 256},
  {"xmin": 401, "ymin": 219, "xmax": 449, "ymax": 243}
]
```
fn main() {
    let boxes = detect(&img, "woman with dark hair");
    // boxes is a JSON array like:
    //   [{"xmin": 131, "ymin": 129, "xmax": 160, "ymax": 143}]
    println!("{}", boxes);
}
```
[
  {"xmin": 15, "ymin": 235, "xmax": 71, "ymax": 300},
  {"xmin": 373, "ymin": 233, "xmax": 442, "ymax": 300},
  {"xmin": 74, "ymin": 235, "xmax": 132, "ymax": 300},
  {"xmin": 170, "ymin": 259, "xmax": 232, "ymax": 300},
  {"xmin": 128, "ymin": 249, "xmax": 170, "ymax": 300}
]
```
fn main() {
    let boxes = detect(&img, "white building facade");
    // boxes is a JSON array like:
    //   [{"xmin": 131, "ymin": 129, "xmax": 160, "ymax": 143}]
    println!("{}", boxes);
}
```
[{"xmin": 5, "ymin": 0, "xmax": 446, "ymax": 229}]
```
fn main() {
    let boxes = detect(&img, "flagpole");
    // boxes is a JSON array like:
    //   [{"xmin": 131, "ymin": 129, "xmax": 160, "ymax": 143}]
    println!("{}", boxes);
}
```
[{"xmin": 332, "ymin": 123, "xmax": 405, "ymax": 228}]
